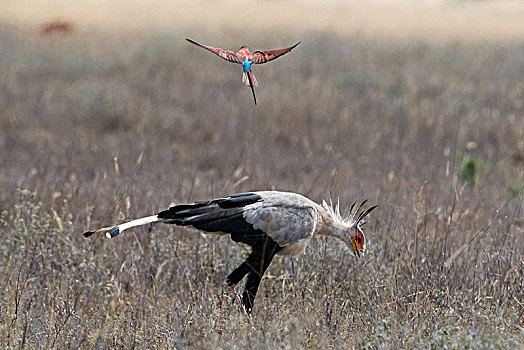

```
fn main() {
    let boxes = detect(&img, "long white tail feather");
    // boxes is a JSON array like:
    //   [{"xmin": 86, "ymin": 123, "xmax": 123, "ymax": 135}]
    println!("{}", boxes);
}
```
[
  {"xmin": 118, "ymin": 215, "xmax": 160, "ymax": 233},
  {"xmin": 84, "ymin": 215, "xmax": 162, "ymax": 239}
]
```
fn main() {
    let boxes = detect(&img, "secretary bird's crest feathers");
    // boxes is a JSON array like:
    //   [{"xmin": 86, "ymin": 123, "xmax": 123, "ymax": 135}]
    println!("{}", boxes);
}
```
[
  {"xmin": 322, "ymin": 198, "xmax": 352, "ymax": 226},
  {"xmin": 322, "ymin": 198, "xmax": 377, "ymax": 228}
]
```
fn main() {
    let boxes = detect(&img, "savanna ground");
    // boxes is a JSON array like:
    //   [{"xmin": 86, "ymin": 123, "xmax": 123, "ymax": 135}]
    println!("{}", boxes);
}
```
[{"xmin": 1, "ymin": 0, "xmax": 523, "ymax": 348}]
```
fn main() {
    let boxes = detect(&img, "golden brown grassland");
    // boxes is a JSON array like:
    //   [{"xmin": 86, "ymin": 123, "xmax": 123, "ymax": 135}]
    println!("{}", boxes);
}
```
[{"xmin": 0, "ymin": 1, "xmax": 523, "ymax": 348}]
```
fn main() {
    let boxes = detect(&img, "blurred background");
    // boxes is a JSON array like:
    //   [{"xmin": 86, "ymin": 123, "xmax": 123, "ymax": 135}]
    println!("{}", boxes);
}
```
[{"xmin": 1, "ymin": 0, "xmax": 523, "ymax": 348}]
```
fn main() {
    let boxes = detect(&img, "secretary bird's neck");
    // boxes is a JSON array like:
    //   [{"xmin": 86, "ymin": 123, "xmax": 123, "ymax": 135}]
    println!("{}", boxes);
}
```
[{"xmin": 315, "ymin": 202, "xmax": 355, "ymax": 240}]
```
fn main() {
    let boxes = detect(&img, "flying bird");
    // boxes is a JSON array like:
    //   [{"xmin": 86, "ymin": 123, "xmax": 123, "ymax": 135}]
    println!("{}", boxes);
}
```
[
  {"xmin": 186, "ymin": 38, "xmax": 300, "ymax": 105},
  {"xmin": 84, "ymin": 191, "xmax": 376, "ymax": 313}
]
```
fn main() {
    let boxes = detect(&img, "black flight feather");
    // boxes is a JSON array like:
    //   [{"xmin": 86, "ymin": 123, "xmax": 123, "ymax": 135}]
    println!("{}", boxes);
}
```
[
  {"xmin": 157, "ymin": 193, "xmax": 269, "ymax": 246},
  {"xmin": 357, "ymin": 205, "xmax": 378, "ymax": 224}
]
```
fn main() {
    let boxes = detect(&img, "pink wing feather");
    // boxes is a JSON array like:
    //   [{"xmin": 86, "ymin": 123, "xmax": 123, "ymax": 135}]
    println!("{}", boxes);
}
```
[
  {"xmin": 252, "ymin": 42, "xmax": 301, "ymax": 65},
  {"xmin": 186, "ymin": 38, "xmax": 243, "ymax": 64}
]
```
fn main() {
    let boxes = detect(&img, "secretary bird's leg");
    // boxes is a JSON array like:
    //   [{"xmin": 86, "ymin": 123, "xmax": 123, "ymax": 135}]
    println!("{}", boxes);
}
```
[
  {"xmin": 241, "ymin": 239, "xmax": 281, "ymax": 313},
  {"xmin": 225, "ymin": 244, "xmax": 264, "ymax": 287}
]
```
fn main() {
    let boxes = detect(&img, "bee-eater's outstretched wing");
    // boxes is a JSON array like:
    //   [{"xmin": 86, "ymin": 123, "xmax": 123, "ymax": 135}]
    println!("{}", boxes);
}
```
[
  {"xmin": 186, "ymin": 38, "xmax": 243, "ymax": 64},
  {"xmin": 252, "ymin": 42, "xmax": 301, "ymax": 64}
]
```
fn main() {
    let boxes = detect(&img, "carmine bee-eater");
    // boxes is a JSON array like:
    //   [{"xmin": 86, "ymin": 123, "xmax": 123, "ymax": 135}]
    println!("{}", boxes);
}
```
[{"xmin": 186, "ymin": 38, "xmax": 300, "ymax": 105}]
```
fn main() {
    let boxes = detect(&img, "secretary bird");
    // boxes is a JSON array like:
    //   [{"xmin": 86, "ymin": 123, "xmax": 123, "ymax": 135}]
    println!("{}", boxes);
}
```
[
  {"xmin": 84, "ymin": 191, "xmax": 376, "ymax": 313},
  {"xmin": 186, "ymin": 38, "xmax": 300, "ymax": 105}
]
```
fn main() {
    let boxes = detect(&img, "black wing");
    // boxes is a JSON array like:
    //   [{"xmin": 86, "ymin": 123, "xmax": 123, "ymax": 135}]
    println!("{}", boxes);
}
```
[{"xmin": 157, "ymin": 192, "xmax": 272, "ymax": 246}]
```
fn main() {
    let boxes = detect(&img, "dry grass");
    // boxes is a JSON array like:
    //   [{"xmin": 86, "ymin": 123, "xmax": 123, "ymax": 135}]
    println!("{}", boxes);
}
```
[{"xmin": 1, "ymin": 2, "xmax": 523, "ymax": 348}]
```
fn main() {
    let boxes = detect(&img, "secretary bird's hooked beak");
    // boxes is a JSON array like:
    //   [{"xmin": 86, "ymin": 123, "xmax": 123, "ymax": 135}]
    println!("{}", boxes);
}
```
[{"xmin": 351, "ymin": 238, "xmax": 361, "ymax": 260}]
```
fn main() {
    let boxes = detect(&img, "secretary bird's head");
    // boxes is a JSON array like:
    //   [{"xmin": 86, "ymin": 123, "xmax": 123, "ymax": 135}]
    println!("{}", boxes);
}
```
[{"xmin": 322, "ymin": 199, "xmax": 377, "ymax": 259}]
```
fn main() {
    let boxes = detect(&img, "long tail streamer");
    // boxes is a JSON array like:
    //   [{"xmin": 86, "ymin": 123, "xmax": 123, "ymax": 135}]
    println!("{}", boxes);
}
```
[{"xmin": 83, "ymin": 215, "xmax": 161, "ymax": 238}]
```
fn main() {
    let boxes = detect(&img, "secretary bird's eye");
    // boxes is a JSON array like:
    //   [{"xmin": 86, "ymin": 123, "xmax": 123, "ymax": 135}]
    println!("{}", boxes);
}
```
[{"xmin": 356, "ymin": 235, "xmax": 362, "ymax": 244}]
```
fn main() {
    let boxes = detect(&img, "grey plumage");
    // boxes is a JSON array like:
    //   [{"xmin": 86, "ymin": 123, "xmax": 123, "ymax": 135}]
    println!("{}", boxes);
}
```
[{"xmin": 84, "ymin": 190, "xmax": 377, "ymax": 313}]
